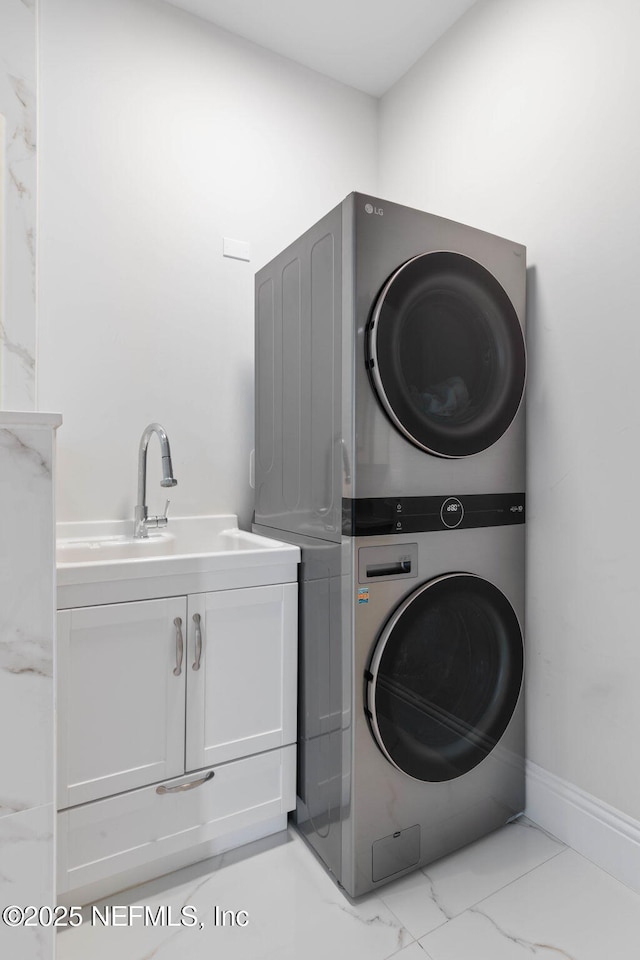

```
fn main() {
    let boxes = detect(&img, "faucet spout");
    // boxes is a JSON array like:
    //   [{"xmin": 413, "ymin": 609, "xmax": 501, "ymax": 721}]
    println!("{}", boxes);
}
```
[{"xmin": 134, "ymin": 423, "xmax": 177, "ymax": 538}]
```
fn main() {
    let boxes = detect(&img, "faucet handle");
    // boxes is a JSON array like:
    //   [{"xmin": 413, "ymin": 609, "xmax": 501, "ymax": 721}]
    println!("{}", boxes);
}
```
[
  {"xmin": 143, "ymin": 500, "xmax": 171, "ymax": 532},
  {"xmin": 156, "ymin": 500, "xmax": 170, "ymax": 528}
]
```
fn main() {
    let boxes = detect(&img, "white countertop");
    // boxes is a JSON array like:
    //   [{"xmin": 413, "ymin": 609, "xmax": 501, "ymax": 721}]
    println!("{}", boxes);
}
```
[
  {"xmin": 56, "ymin": 514, "xmax": 300, "ymax": 608},
  {"xmin": 0, "ymin": 410, "xmax": 62, "ymax": 427}
]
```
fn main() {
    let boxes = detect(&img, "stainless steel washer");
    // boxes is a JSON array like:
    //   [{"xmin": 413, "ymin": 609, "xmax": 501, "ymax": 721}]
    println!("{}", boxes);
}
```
[
  {"xmin": 255, "ymin": 501, "xmax": 525, "ymax": 898},
  {"xmin": 346, "ymin": 520, "xmax": 525, "ymax": 896}
]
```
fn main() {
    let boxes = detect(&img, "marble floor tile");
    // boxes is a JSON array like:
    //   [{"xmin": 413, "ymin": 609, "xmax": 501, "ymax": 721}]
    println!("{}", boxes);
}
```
[
  {"xmin": 389, "ymin": 941, "xmax": 432, "ymax": 960},
  {"xmin": 57, "ymin": 829, "xmax": 412, "ymax": 960},
  {"xmin": 420, "ymin": 818, "xmax": 565, "ymax": 918},
  {"xmin": 378, "ymin": 820, "xmax": 564, "ymax": 940},
  {"xmin": 57, "ymin": 822, "xmax": 640, "ymax": 960},
  {"xmin": 419, "ymin": 847, "xmax": 640, "ymax": 960},
  {"xmin": 378, "ymin": 867, "xmax": 450, "ymax": 939}
]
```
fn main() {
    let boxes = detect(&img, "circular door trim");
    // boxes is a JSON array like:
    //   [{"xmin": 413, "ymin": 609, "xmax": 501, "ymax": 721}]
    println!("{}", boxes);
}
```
[
  {"xmin": 366, "ymin": 572, "xmax": 524, "ymax": 783},
  {"xmin": 367, "ymin": 251, "xmax": 527, "ymax": 459}
]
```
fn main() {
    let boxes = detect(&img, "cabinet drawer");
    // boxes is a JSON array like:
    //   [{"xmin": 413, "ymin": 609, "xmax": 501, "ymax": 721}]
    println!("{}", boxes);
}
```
[{"xmin": 57, "ymin": 746, "xmax": 295, "ymax": 894}]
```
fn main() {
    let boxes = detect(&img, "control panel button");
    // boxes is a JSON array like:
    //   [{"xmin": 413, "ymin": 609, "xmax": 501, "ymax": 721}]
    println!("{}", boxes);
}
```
[{"xmin": 440, "ymin": 497, "xmax": 464, "ymax": 529}]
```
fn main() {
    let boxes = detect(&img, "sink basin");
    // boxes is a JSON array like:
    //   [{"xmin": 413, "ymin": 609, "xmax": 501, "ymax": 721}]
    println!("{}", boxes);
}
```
[
  {"xmin": 57, "ymin": 517, "xmax": 265, "ymax": 565},
  {"xmin": 56, "ymin": 515, "xmax": 300, "ymax": 608}
]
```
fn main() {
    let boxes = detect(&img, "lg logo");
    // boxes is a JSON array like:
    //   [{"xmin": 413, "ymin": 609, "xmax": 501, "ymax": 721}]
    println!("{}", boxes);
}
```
[{"xmin": 365, "ymin": 202, "xmax": 383, "ymax": 216}]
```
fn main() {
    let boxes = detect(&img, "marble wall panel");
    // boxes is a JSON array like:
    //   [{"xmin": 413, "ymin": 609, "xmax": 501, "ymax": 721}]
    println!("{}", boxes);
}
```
[
  {"xmin": 0, "ymin": 414, "xmax": 59, "ymax": 960},
  {"xmin": 0, "ymin": 0, "xmax": 37, "ymax": 410},
  {"xmin": 0, "ymin": 804, "xmax": 55, "ymax": 960}
]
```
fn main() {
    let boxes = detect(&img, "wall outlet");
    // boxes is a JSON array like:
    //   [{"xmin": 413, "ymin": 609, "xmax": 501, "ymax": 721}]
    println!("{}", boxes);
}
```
[{"xmin": 223, "ymin": 237, "xmax": 251, "ymax": 262}]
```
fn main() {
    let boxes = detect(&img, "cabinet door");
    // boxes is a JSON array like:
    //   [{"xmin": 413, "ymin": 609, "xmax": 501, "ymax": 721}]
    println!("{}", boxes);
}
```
[
  {"xmin": 186, "ymin": 584, "xmax": 297, "ymax": 771},
  {"xmin": 57, "ymin": 597, "xmax": 187, "ymax": 808}
]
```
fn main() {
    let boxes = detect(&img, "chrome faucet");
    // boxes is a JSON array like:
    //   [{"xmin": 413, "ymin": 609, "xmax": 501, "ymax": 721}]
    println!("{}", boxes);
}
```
[{"xmin": 134, "ymin": 423, "xmax": 178, "ymax": 538}]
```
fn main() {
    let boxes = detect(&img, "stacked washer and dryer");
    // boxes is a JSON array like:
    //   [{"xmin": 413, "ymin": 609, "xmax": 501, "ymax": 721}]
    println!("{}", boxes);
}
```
[{"xmin": 253, "ymin": 193, "xmax": 526, "ymax": 898}]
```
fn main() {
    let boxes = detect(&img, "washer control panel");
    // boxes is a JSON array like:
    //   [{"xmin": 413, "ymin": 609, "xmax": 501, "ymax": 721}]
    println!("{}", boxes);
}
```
[{"xmin": 343, "ymin": 492, "xmax": 525, "ymax": 537}]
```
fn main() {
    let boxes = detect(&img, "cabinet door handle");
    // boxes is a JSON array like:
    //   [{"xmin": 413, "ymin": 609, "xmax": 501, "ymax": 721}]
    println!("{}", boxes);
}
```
[
  {"xmin": 156, "ymin": 770, "xmax": 214, "ymax": 795},
  {"xmin": 192, "ymin": 613, "xmax": 202, "ymax": 671},
  {"xmin": 173, "ymin": 617, "xmax": 184, "ymax": 676}
]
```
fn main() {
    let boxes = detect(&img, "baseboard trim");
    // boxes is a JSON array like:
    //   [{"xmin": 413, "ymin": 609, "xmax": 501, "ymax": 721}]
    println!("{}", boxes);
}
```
[{"xmin": 525, "ymin": 760, "xmax": 640, "ymax": 893}]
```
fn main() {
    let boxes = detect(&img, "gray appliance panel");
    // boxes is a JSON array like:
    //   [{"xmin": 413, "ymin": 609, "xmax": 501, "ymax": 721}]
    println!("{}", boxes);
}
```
[
  {"xmin": 255, "ymin": 203, "xmax": 344, "ymax": 542},
  {"xmin": 252, "ymin": 525, "xmax": 352, "ymax": 884},
  {"xmin": 372, "ymin": 825, "xmax": 420, "ymax": 882}
]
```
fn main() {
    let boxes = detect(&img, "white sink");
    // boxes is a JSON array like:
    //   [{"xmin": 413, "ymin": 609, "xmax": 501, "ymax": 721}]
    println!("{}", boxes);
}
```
[
  {"xmin": 56, "ymin": 515, "xmax": 299, "ymax": 608},
  {"xmin": 57, "ymin": 516, "xmax": 270, "ymax": 564}
]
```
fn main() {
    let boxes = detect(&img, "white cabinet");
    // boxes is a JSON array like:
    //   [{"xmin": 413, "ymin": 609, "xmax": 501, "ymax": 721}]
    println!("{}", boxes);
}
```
[
  {"xmin": 56, "ymin": 580, "xmax": 298, "ymax": 900},
  {"xmin": 57, "ymin": 597, "xmax": 188, "ymax": 808},
  {"xmin": 186, "ymin": 584, "xmax": 297, "ymax": 770},
  {"xmin": 58, "ymin": 747, "xmax": 295, "ymax": 897}
]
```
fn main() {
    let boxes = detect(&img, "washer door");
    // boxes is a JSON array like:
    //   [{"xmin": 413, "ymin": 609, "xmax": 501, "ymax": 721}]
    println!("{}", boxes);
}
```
[
  {"xmin": 367, "ymin": 252, "xmax": 526, "ymax": 457},
  {"xmin": 366, "ymin": 574, "xmax": 523, "ymax": 782}
]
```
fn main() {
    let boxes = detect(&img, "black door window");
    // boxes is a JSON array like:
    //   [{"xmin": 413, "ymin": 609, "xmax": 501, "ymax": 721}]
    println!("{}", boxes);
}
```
[
  {"xmin": 367, "ymin": 252, "xmax": 526, "ymax": 457},
  {"xmin": 367, "ymin": 574, "xmax": 523, "ymax": 782}
]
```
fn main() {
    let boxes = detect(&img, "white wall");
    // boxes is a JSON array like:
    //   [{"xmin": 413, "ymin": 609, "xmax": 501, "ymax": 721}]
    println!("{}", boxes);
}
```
[
  {"xmin": 37, "ymin": 0, "xmax": 377, "ymax": 528},
  {"xmin": 0, "ymin": 0, "xmax": 37, "ymax": 409},
  {"xmin": 379, "ymin": 0, "xmax": 640, "ymax": 819}
]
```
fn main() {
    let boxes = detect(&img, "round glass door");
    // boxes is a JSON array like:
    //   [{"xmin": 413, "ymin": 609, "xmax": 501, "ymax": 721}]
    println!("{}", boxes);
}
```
[
  {"xmin": 367, "ymin": 252, "xmax": 526, "ymax": 458},
  {"xmin": 366, "ymin": 574, "xmax": 523, "ymax": 782}
]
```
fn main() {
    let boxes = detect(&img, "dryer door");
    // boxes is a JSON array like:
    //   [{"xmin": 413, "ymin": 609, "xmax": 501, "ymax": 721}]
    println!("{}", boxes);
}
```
[
  {"xmin": 367, "ymin": 252, "xmax": 526, "ymax": 457},
  {"xmin": 366, "ymin": 573, "xmax": 523, "ymax": 782}
]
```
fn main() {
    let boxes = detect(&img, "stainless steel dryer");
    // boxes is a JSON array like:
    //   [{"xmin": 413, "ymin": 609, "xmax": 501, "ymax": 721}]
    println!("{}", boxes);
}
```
[{"xmin": 254, "ymin": 192, "xmax": 526, "ymax": 542}]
